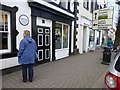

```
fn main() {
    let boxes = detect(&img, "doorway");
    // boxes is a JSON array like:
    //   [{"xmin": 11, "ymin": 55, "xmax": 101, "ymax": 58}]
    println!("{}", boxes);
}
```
[{"xmin": 37, "ymin": 26, "xmax": 50, "ymax": 63}]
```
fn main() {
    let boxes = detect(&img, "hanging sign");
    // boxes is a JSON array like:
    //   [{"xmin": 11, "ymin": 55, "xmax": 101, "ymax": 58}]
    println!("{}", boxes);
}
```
[{"xmin": 92, "ymin": 7, "xmax": 113, "ymax": 30}]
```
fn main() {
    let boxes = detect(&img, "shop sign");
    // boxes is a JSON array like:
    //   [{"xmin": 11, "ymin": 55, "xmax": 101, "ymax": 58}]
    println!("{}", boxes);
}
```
[{"xmin": 92, "ymin": 7, "xmax": 113, "ymax": 30}]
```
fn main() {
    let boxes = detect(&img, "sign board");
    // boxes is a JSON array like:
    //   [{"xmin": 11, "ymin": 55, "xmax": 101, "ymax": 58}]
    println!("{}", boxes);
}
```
[
  {"xmin": 19, "ymin": 14, "xmax": 29, "ymax": 26},
  {"xmin": 92, "ymin": 7, "xmax": 113, "ymax": 30}
]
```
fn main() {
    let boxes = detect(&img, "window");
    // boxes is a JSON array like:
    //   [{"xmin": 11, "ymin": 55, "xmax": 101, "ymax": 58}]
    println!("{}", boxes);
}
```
[
  {"xmin": 83, "ymin": 0, "xmax": 89, "ymax": 10},
  {"xmin": 55, "ymin": 23, "xmax": 62, "ymax": 49},
  {"xmin": 70, "ymin": 0, "xmax": 74, "ymax": 12},
  {"xmin": 90, "ymin": 0, "xmax": 93, "ymax": 13},
  {"xmin": 63, "ymin": 25, "xmax": 68, "ymax": 48},
  {"xmin": 0, "ymin": 4, "xmax": 18, "ymax": 59},
  {"xmin": 55, "ymin": 23, "xmax": 69, "ymax": 49},
  {"xmin": 0, "ymin": 11, "xmax": 11, "ymax": 53},
  {"xmin": 60, "ymin": 0, "xmax": 68, "ymax": 9},
  {"xmin": 115, "ymin": 56, "xmax": 120, "ymax": 72}
]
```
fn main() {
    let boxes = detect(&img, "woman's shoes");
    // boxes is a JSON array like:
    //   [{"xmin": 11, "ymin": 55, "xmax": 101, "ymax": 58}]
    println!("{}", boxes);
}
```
[
  {"xmin": 23, "ymin": 80, "xmax": 33, "ymax": 82},
  {"xmin": 29, "ymin": 80, "xmax": 32, "ymax": 82}
]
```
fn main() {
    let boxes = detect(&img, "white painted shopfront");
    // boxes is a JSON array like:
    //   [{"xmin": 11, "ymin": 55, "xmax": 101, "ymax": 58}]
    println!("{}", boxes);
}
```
[{"xmin": 0, "ymin": 0, "xmax": 75, "ymax": 70}]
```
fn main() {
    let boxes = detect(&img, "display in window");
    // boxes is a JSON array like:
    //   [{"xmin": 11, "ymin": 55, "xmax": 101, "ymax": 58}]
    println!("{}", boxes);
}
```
[
  {"xmin": 55, "ymin": 23, "xmax": 69, "ymax": 49},
  {"xmin": 63, "ymin": 25, "xmax": 68, "ymax": 48},
  {"xmin": 55, "ymin": 23, "xmax": 62, "ymax": 49},
  {"xmin": 0, "ymin": 12, "xmax": 9, "ymax": 50}
]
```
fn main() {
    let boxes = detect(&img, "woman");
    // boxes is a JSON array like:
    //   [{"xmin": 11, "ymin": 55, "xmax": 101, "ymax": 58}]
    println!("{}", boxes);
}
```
[{"xmin": 18, "ymin": 30, "xmax": 37, "ymax": 82}]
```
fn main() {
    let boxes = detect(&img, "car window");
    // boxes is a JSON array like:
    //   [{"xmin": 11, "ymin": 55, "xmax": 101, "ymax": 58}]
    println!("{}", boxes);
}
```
[{"xmin": 115, "ymin": 56, "xmax": 120, "ymax": 72}]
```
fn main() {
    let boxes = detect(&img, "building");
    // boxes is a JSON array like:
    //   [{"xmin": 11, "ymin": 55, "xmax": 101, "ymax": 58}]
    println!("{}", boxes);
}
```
[
  {"xmin": 75, "ymin": 0, "xmax": 101, "ymax": 54},
  {"xmin": 0, "ymin": 0, "xmax": 76, "ymax": 70}
]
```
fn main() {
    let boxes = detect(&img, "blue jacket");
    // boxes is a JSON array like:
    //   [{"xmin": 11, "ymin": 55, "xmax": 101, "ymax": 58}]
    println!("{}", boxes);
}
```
[
  {"xmin": 18, "ymin": 36, "xmax": 37, "ymax": 64},
  {"xmin": 107, "ymin": 40, "xmax": 113, "ymax": 47}
]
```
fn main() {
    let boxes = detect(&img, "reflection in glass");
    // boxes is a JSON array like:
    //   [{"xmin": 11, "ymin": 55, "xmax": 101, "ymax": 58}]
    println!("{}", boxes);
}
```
[
  {"xmin": 5, "ymin": 14, "xmax": 8, "ymax": 31},
  {"xmin": 0, "ymin": 14, "xmax": 8, "ymax": 31},
  {"xmin": 55, "ymin": 23, "xmax": 62, "ymax": 49},
  {"xmin": 0, "ymin": 33, "xmax": 8, "ymax": 50},
  {"xmin": 63, "ymin": 25, "xmax": 68, "ymax": 48}
]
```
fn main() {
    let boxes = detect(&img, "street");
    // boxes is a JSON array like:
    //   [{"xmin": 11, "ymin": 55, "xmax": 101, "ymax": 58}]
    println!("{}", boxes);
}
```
[{"xmin": 2, "ymin": 48, "xmax": 114, "ymax": 88}]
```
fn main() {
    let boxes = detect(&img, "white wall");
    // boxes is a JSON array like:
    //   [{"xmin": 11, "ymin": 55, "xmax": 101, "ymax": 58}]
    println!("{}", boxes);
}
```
[
  {"xmin": 78, "ymin": 26, "xmax": 83, "ymax": 54},
  {"xmin": 83, "ymin": 26, "xmax": 90, "ymax": 52},
  {"xmin": 0, "ymin": 57, "xmax": 20, "ymax": 70},
  {"xmin": 100, "ymin": 30, "xmax": 103, "ymax": 46},
  {"xmin": 71, "ymin": 21, "xmax": 74, "ymax": 53},
  {"xmin": 55, "ymin": 49, "xmax": 69, "ymax": 60},
  {"xmin": 1, "ymin": 0, "xmax": 31, "ymax": 69},
  {"xmin": 76, "ymin": 0, "xmax": 93, "ymax": 54}
]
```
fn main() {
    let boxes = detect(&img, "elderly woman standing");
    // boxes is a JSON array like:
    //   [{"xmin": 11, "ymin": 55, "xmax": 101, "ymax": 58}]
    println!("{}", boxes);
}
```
[{"xmin": 18, "ymin": 30, "xmax": 37, "ymax": 82}]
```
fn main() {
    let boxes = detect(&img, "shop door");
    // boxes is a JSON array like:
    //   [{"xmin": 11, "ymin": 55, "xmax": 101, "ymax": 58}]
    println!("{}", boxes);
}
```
[{"xmin": 37, "ymin": 26, "xmax": 50, "ymax": 63}]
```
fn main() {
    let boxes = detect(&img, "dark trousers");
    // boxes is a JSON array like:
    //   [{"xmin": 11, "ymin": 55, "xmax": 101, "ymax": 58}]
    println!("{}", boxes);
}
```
[{"xmin": 22, "ymin": 64, "xmax": 34, "ymax": 81}]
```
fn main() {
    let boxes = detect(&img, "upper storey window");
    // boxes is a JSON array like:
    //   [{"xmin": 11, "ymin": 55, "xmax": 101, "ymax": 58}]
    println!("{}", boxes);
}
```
[
  {"xmin": 83, "ymin": 0, "xmax": 89, "ymax": 11},
  {"xmin": 60, "ymin": 0, "xmax": 68, "ymax": 9},
  {"xmin": 0, "ymin": 11, "xmax": 11, "ymax": 54}
]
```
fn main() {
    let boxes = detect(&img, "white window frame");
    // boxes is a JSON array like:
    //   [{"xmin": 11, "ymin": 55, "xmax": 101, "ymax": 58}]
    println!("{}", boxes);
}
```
[
  {"xmin": 0, "ymin": 10, "xmax": 11, "ymax": 54},
  {"xmin": 55, "ymin": 22, "xmax": 69, "ymax": 50}
]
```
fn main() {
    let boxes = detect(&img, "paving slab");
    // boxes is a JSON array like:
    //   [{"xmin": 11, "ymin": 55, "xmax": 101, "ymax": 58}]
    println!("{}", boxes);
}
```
[{"xmin": 2, "ymin": 48, "xmax": 111, "ymax": 88}]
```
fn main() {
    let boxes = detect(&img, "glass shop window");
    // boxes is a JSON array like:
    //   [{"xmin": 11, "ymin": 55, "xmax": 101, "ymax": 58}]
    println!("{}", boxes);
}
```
[
  {"xmin": 55, "ymin": 23, "xmax": 62, "ymax": 49},
  {"xmin": 0, "ymin": 11, "xmax": 11, "ymax": 53},
  {"xmin": 55, "ymin": 23, "xmax": 69, "ymax": 49},
  {"xmin": 63, "ymin": 25, "xmax": 68, "ymax": 48}
]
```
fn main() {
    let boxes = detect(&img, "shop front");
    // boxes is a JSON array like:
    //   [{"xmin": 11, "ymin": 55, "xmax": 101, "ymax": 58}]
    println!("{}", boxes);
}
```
[
  {"xmin": 29, "ymin": 1, "xmax": 74, "ymax": 62},
  {"xmin": 0, "ymin": 0, "xmax": 75, "ymax": 70}
]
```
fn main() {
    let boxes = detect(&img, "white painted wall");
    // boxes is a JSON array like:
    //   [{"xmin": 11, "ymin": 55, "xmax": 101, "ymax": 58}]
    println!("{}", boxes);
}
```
[
  {"xmin": 0, "ymin": 57, "xmax": 20, "ymax": 70},
  {"xmin": 83, "ymin": 26, "xmax": 90, "ymax": 52},
  {"xmin": 94, "ymin": 30, "xmax": 97, "ymax": 48},
  {"xmin": 55, "ymin": 49, "xmax": 69, "ymax": 60},
  {"xmin": 99, "ymin": 30, "xmax": 103, "ymax": 46},
  {"xmin": 1, "ymin": 0, "xmax": 31, "ymax": 69},
  {"xmin": 76, "ymin": 0, "xmax": 93, "ymax": 54},
  {"xmin": 78, "ymin": 26, "xmax": 84, "ymax": 54},
  {"xmin": 71, "ymin": 21, "xmax": 74, "ymax": 53}
]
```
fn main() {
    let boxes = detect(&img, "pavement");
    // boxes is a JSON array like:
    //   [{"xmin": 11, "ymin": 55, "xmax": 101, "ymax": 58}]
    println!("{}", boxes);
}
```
[{"xmin": 2, "ymin": 48, "xmax": 116, "ymax": 89}]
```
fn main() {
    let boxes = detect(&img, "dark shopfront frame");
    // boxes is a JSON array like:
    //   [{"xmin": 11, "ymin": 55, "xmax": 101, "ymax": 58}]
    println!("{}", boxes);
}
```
[{"xmin": 28, "ymin": 2, "xmax": 74, "ymax": 61}]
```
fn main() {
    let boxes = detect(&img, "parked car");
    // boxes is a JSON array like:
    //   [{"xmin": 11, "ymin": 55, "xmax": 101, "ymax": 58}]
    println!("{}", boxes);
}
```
[{"xmin": 104, "ymin": 51, "xmax": 120, "ymax": 90}]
